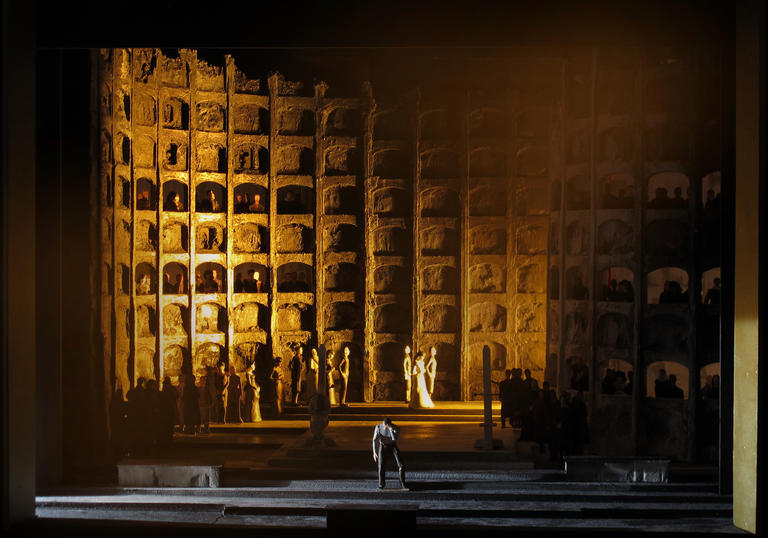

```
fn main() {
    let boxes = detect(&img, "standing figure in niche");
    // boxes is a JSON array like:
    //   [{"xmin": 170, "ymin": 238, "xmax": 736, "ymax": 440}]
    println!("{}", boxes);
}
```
[
  {"xmin": 326, "ymin": 350, "xmax": 337, "ymax": 406},
  {"xmin": 234, "ymin": 272, "xmax": 244, "ymax": 293},
  {"xmin": 302, "ymin": 348, "xmax": 318, "ymax": 402},
  {"xmin": 271, "ymin": 355, "xmax": 284, "ymax": 415},
  {"xmin": 705, "ymin": 277, "xmax": 721, "ymax": 305},
  {"xmin": 337, "ymin": 346, "xmax": 350, "ymax": 407},
  {"xmin": 199, "ymin": 188, "xmax": 220, "ymax": 213},
  {"xmin": 411, "ymin": 351, "xmax": 434, "ymax": 409},
  {"xmin": 224, "ymin": 365, "xmax": 243, "ymax": 423},
  {"xmin": 289, "ymin": 345, "xmax": 303, "ymax": 405},
  {"xmin": 244, "ymin": 361, "xmax": 262, "ymax": 422},
  {"xmin": 310, "ymin": 348, "xmax": 320, "ymax": 393},
  {"xmin": 137, "ymin": 273, "xmax": 152, "ymax": 295},
  {"xmin": 173, "ymin": 272, "xmax": 184, "ymax": 294},
  {"xmin": 426, "ymin": 346, "xmax": 438, "ymax": 398},
  {"xmin": 403, "ymin": 346, "xmax": 413, "ymax": 404},
  {"xmin": 249, "ymin": 193, "xmax": 265, "ymax": 212},
  {"xmin": 234, "ymin": 193, "xmax": 246, "ymax": 213}
]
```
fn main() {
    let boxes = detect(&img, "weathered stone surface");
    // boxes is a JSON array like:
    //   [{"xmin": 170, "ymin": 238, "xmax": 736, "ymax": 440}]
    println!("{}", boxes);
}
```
[
  {"xmin": 324, "ymin": 302, "xmax": 361, "ymax": 331},
  {"xmin": 566, "ymin": 221, "xmax": 590, "ymax": 255},
  {"xmin": 598, "ymin": 312, "xmax": 632, "ymax": 349},
  {"xmin": 597, "ymin": 219, "xmax": 634, "ymax": 255},
  {"xmin": 422, "ymin": 264, "xmax": 457, "ymax": 294},
  {"xmin": 162, "ymin": 97, "xmax": 189, "ymax": 130},
  {"xmin": 468, "ymin": 341, "xmax": 506, "ymax": 398},
  {"xmin": 118, "ymin": 463, "xmax": 221, "ymax": 488},
  {"xmin": 325, "ymin": 107, "xmax": 359, "ymax": 136},
  {"xmin": 196, "ymin": 223, "xmax": 224, "ymax": 252},
  {"xmin": 516, "ymin": 344, "xmax": 546, "ymax": 374},
  {"xmin": 277, "ymin": 303, "xmax": 309, "ymax": 332},
  {"xmin": 516, "ymin": 301, "xmax": 545, "ymax": 332},
  {"xmin": 421, "ymin": 188, "xmax": 460, "ymax": 217},
  {"xmin": 373, "ymin": 187, "xmax": 408, "ymax": 216},
  {"xmin": 470, "ymin": 187, "xmax": 506, "ymax": 216},
  {"xmin": 163, "ymin": 345, "xmax": 185, "ymax": 377},
  {"xmin": 161, "ymin": 56, "xmax": 188, "ymax": 87},
  {"xmin": 233, "ymin": 342, "xmax": 260, "ymax": 372},
  {"xmin": 277, "ymin": 224, "xmax": 306, "ymax": 253},
  {"xmin": 469, "ymin": 148, "xmax": 506, "ymax": 177},
  {"xmin": 324, "ymin": 263, "xmax": 358, "ymax": 291},
  {"xmin": 100, "ymin": 130, "xmax": 112, "ymax": 162},
  {"xmin": 422, "ymin": 304, "xmax": 458, "ymax": 333},
  {"xmin": 469, "ymin": 302, "xmax": 506, "ymax": 332},
  {"xmin": 196, "ymin": 61, "xmax": 224, "ymax": 92},
  {"xmin": 136, "ymin": 220, "xmax": 157, "ymax": 251},
  {"xmin": 196, "ymin": 303, "xmax": 225, "ymax": 334},
  {"xmin": 373, "ymin": 303, "xmax": 410, "ymax": 333},
  {"xmin": 195, "ymin": 343, "xmax": 223, "ymax": 372},
  {"xmin": 468, "ymin": 108, "xmax": 506, "ymax": 138},
  {"xmin": 373, "ymin": 265, "xmax": 409, "ymax": 294},
  {"xmin": 373, "ymin": 226, "xmax": 408, "ymax": 255},
  {"xmin": 324, "ymin": 185, "xmax": 358, "ymax": 214},
  {"xmin": 233, "ymin": 104, "xmax": 267, "ymax": 134},
  {"xmin": 233, "ymin": 303, "xmax": 261, "ymax": 333},
  {"xmin": 325, "ymin": 223, "xmax": 360, "ymax": 252},
  {"xmin": 134, "ymin": 49, "xmax": 156, "ymax": 83},
  {"xmin": 643, "ymin": 315, "xmax": 689, "ymax": 353},
  {"xmin": 233, "ymin": 223, "xmax": 263, "ymax": 253},
  {"xmin": 517, "ymin": 263, "xmax": 545, "ymax": 294},
  {"xmin": 115, "ymin": 133, "xmax": 130, "ymax": 164},
  {"xmin": 195, "ymin": 101, "xmax": 225, "ymax": 132},
  {"xmin": 234, "ymin": 68, "xmax": 260, "ymax": 94},
  {"xmin": 278, "ymin": 107, "xmax": 313, "ymax": 135},
  {"xmin": 325, "ymin": 146, "xmax": 358, "ymax": 175},
  {"xmin": 162, "ymin": 140, "xmax": 188, "ymax": 171},
  {"xmin": 136, "ymin": 346, "xmax": 156, "ymax": 380},
  {"xmin": 234, "ymin": 144, "xmax": 268, "ymax": 173},
  {"xmin": 134, "ymin": 93, "xmax": 156, "ymax": 126},
  {"xmin": 276, "ymin": 144, "xmax": 313, "ymax": 174},
  {"xmin": 516, "ymin": 146, "xmax": 548, "ymax": 177},
  {"xmin": 469, "ymin": 263, "xmax": 505, "ymax": 292},
  {"xmin": 373, "ymin": 342, "xmax": 406, "ymax": 372},
  {"xmin": 516, "ymin": 182, "xmax": 549, "ymax": 215},
  {"xmin": 163, "ymin": 304, "xmax": 187, "ymax": 337},
  {"xmin": 196, "ymin": 143, "xmax": 225, "ymax": 172},
  {"xmin": 421, "ymin": 226, "xmax": 457, "ymax": 255},
  {"xmin": 136, "ymin": 305, "xmax": 156, "ymax": 337},
  {"xmin": 517, "ymin": 224, "xmax": 547, "ymax": 255},
  {"xmin": 372, "ymin": 149, "xmax": 408, "ymax": 179},
  {"xmin": 421, "ymin": 149, "xmax": 459, "ymax": 178},
  {"xmin": 163, "ymin": 222, "xmax": 188, "ymax": 253},
  {"xmin": 566, "ymin": 310, "xmax": 589, "ymax": 344},
  {"xmin": 470, "ymin": 225, "xmax": 506, "ymax": 254}
]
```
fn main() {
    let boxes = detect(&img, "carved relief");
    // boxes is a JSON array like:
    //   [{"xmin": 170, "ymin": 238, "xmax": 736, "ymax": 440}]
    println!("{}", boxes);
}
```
[
  {"xmin": 373, "ymin": 149, "xmax": 408, "ymax": 179},
  {"xmin": 597, "ymin": 312, "xmax": 632, "ymax": 349},
  {"xmin": 276, "ymin": 145, "xmax": 313, "ymax": 174},
  {"xmin": 276, "ymin": 223, "xmax": 307, "ymax": 253},
  {"xmin": 469, "ymin": 263, "xmax": 505, "ymax": 292},
  {"xmin": 163, "ymin": 304, "xmax": 187, "ymax": 337},
  {"xmin": 373, "ymin": 226, "xmax": 408, "ymax": 255},
  {"xmin": 373, "ymin": 187, "xmax": 408, "ymax": 216},
  {"xmin": 134, "ymin": 94, "xmax": 156, "ymax": 126},
  {"xmin": 597, "ymin": 219, "xmax": 634, "ymax": 256},
  {"xmin": 324, "ymin": 185, "xmax": 358, "ymax": 215},
  {"xmin": 196, "ymin": 143, "xmax": 226, "ymax": 172},
  {"xmin": 325, "ymin": 263, "xmax": 358, "ymax": 291},
  {"xmin": 195, "ymin": 343, "xmax": 223, "ymax": 372},
  {"xmin": 422, "ymin": 265, "xmax": 458, "ymax": 294},
  {"xmin": 195, "ymin": 101, "xmax": 225, "ymax": 132},
  {"xmin": 162, "ymin": 222, "xmax": 188, "ymax": 253},
  {"xmin": 325, "ymin": 223, "xmax": 360, "ymax": 252},
  {"xmin": 196, "ymin": 303, "xmax": 225, "ymax": 334},
  {"xmin": 373, "ymin": 304, "xmax": 410, "ymax": 333},
  {"xmin": 136, "ymin": 220, "xmax": 157, "ymax": 252},
  {"xmin": 233, "ymin": 302, "xmax": 261, "ymax": 333},
  {"xmin": 422, "ymin": 304, "xmax": 459, "ymax": 333},
  {"xmin": 421, "ymin": 226, "xmax": 457, "ymax": 255},
  {"xmin": 421, "ymin": 149, "xmax": 459, "ymax": 178},
  {"xmin": 324, "ymin": 302, "xmax": 361, "ymax": 331},
  {"xmin": 470, "ymin": 225, "xmax": 506, "ymax": 254},
  {"xmin": 233, "ymin": 104, "xmax": 268, "ymax": 134},
  {"xmin": 233, "ymin": 223, "xmax": 264, "ymax": 253},
  {"xmin": 325, "ymin": 146, "xmax": 358, "ymax": 175},
  {"xmin": 136, "ymin": 347, "xmax": 156, "ymax": 380},
  {"xmin": 470, "ymin": 187, "xmax": 506, "ymax": 216},
  {"xmin": 470, "ymin": 302, "xmax": 506, "ymax": 332},
  {"xmin": 517, "ymin": 263, "xmax": 545, "ymax": 294},
  {"xmin": 373, "ymin": 265, "xmax": 409, "ymax": 294},
  {"xmin": 196, "ymin": 223, "xmax": 225, "ymax": 253},
  {"xmin": 163, "ymin": 345, "xmax": 185, "ymax": 378},
  {"xmin": 516, "ymin": 301, "xmax": 544, "ymax": 332},
  {"xmin": 421, "ymin": 188, "xmax": 460, "ymax": 217},
  {"xmin": 516, "ymin": 225, "xmax": 546, "ymax": 255}
]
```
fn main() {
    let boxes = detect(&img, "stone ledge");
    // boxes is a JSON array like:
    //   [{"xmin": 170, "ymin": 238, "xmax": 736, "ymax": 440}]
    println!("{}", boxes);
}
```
[{"xmin": 117, "ymin": 461, "xmax": 222, "ymax": 488}]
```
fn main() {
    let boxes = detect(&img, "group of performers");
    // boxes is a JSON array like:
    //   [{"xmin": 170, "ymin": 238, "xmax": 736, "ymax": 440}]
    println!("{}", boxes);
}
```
[
  {"xmin": 403, "ymin": 346, "xmax": 438, "ymax": 408},
  {"xmin": 287, "ymin": 345, "xmax": 351, "ymax": 407}
]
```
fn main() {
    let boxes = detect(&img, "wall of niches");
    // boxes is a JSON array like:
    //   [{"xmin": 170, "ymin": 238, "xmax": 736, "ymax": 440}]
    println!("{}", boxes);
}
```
[{"xmin": 547, "ymin": 47, "xmax": 722, "ymax": 461}]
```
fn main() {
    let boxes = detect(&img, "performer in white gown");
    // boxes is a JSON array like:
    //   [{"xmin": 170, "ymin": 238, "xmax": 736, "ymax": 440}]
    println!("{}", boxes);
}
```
[{"xmin": 412, "ymin": 351, "xmax": 434, "ymax": 408}]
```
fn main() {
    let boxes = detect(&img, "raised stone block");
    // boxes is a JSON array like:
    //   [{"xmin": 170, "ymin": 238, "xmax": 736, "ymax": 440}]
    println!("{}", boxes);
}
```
[
  {"xmin": 564, "ymin": 456, "xmax": 669, "ymax": 483},
  {"xmin": 118, "ymin": 461, "xmax": 221, "ymax": 487}
]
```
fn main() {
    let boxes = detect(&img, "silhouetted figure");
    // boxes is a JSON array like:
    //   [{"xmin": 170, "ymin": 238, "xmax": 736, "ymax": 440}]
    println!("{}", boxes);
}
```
[
  {"xmin": 212, "ymin": 362, "xmax": 226, "ymax": 423},
  {"xmin": 109, "ymin": 385, "xmax": 128, "ymax": 460},
  {"xmin": 271, "ymin": 356, "xmax": 285, "ymax": 415},
  {"xmin": 244, "ymin": 362, "xmax": 262, "ymax": 422},
  {"xmin": 145, "ymin": 379, "xmax": 163, "ymax": 454},
  {"xmin": 614, "ymin": 370, "xmax": 628, "ymax": 394},
  {"xmin": 649, "ymin": 187, "xmax": 672, "ymax": 209},
  {"xmin": 295, "ymin": 272, "xmax": 310, "ymax": 292},
  {"xmin": 234, "ymin": 272, "xmax": 244, "ymax": 293},
  {"xmin": 705, "ymin": 278, "xmax": 721, "ymax": 305},
  {"xmin": 201, "ymin": 270, "xmax": 220, "ymax": 293},
  {"xmin": 498, "ymin": 369, "xmax": 513, "ymax": 428},
  {"xmin": 625, "ymin": 370, "xmax": 634, "ymax": 395},
  {"xmin": 565, "ymin": 390, "xmax": 589, "ymax": 455},
  {"xmin": 704, "ymin": 189, "xmax": 718, "ymax": 211},
  {"xmin": 163, "ymin": 272, "xmax": 174, "ymax": 294},
  {"xmin": 234, "ymin": 193, "xmax": 248, "ymax": 213},
  {"xmin": 654, "ymin": 369, "xmax": 670, "ymax": 398},
  {"xmin": 159, "ymin": 376, "xmax": 178, "ymax": 440},
  {"xmin": 570, "ymin": 361, "xmax": 589, "ymax": 392},
  {"xmin": 137, "ymin": 189, "xmax": 151, "ymax": 210},
  {"xmin": 278, "ymin": 189, "xmax": 304, "ymax": 214},
  {"xmin": 126, "ymin": 377, "xmax": 150, "ymax": 456},
  {"xmin": 616, "ymin": 279, "xmax": 634, "ymax": 302},
  {"xmin": 198, "ymin": 189, "xmax": 220, "ymax": 212},
  {"xmin": 508, "ymin": 368, "xmax": 528, "ymax": 427},
  {"xmin": 659, "ymin": 280, "xmax": 685, "ymax": 304},
  {"xmin": 602, "ymin": 279, "xmax": 618, "ymax": 301},
  {"xmin": 289, "ymin": 345, "xmax": 303, "ymax": 405},
  {"xmin": 164, "ymin": 191, "xmax": 183, "ymax": 211},
  {"xmin": 198, "ymin": 373, "xmax": 212, "ymax": 434},
  {"xmin": 530, "ymin": 389, "xmax": 553, "ymax": 455},
  {"xmin": 180, "ymin": 370, "xmax": 200, "ymax": 434},
  {"xmin": 224, "ymin": 366, "xmax": 243, "ymax": 423},
  {"xmin": 671, "ymin": 186, "xmax": 687, "ymax": 208},
  {"xmin": 667, "ymin": 374, "xmax": 684, "ymax": 398},
  {"xmin": 372, "ymin": 418, "xmax": 407, "ymax": 490},
  {"xmin": 602, "ymin": 369, "xmax": 617, "ymax": 395}
]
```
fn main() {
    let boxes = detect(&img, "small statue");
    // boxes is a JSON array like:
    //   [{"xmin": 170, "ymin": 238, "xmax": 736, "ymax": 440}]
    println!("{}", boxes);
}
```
[
  {"xmin": 271, "ymin": 356, "xmax": 284, "ymax": 415},
  {"xmin": 426, "ymin": 346, "xmax": 438, "ymax": 397},
  {"xmin": 289, "ymin": 345, "xmax": 302, "ymax": 405},
  {"xmin": 337, "ymin": 346, "xmax": 350, "ymax": 407},
  {"xmin": 403, "ymin": 345, "xmax": 412, "ymax": 404},
  {"xmin": 326, "ymin": 350, "xmax": 337, "ymax": 406},
  {"xmin": 244, "ymin": 361, "xmax": 262, "ymax": 422}
]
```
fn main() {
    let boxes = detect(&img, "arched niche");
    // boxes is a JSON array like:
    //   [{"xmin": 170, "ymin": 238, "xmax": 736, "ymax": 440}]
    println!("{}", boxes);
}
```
[
  {"xmin": 136, "ymin": 304, "xmax": 156, "ymax": 337},
  {"xmin": 276, "ymin": 302, "xmax": 314, "ymax": 331},
  {"xmin": 565, "ymin": 266, "xmax": 589, "ymax": 300},
  {"xmin": 420, "ymin": 149, "xmax": 459, "ymax": 179},
  {"xmin": 325, "ymin": 145, "xmax": 359, "ymax": 175},
  {"xmin": 700, "ymin": 362, "xmax": 720, "ymax": 390},
  {"xmin": 233, "ymin": 143, "xmax": 269, "ymax": 173},
  {"xmin": 373, "ymin": 187, "xmax": 409, "ymax": 217},
  {"xmin": 566, "ymin": 175, "xmax": 590, "ymax": 210},
  {"xmin": 469, "ymin": 341, "xmax": 507, "ymax": 373},
  {"xmin": 324, "ymin": 302, "xmax": 362, "ymax": 331},
  {"xmin": 565, "ymin": 310, "xmax": 589, "ymax": 344},
  {"xmin": 597, "ymin": 312, "xmax": 632, "ymax": 349},
  {"xmin": 104, "ymin": 173, "xmax": 113, "ymax": 206},
  {"xmin": 232, "ymin": 342, "xmax": 262, "ymax": 374},
  {"xmin": 195, "ymin": 342, "xmax": 225, "ymax": 374},
  {"xmin": 196, "ymin": 222, "xmax": 225, "ymax": 253},
  {"xmin": 373, "ymin": 303, "xmax": 410, "ymax": 333},
  {"xmin": 549, "ymin": 266, "xmax": 560, "ymax": 300},
  {"xmin": 162, "ymin": 96, "xmax": 189, "ymax": 130},
  {"xmin": 642, "ymin": 314, "xmax": 690, "ymax": 353},
  {"xmin": 428, "ymin": 342, "xmax": 460, "ymax": 373},
  {"xmin": 324, "ymin": 263, "xmax": 359, "ymax": 291},
  {"xmin": 550, "ymin": 179, "xmax": 562, "ymax": 211},
  {"xmin": 195, "ymin": 143, "xmax": 227, "ymax": 173},
  {"xmin": 135, "ymin": 262, "xmax": 156, "ymax": 295},
  {"xmin": 373, "ymin": 226, "xmax": 409, "ymax": 256},
  {"xmin": 133, "ymin": 135, "xmax": 156, "ymax": 169},
  {"xmin": 277, "ymin": 262, "xmax": 313, "ymax": 292},
  {"xmin": 646, "ymin": 361, "xmax": 689, "ymax": 399},
  {"xmin": 233, "ymin": 222, "xmax": 265, "ymax": 254},
  {"xmin": 468, "ymin": 107, "xmax": 506, "ymax": 139},
  {"xmin": 469, "ymin": 147, "xmax": 507, "ymax": 178},
  {"xmin": 421, "ymin": 187, "xmax": 460, "ymax": 217},
  {"xmin": 118, "ymin": 176, "xmax": 131, "ymax": 209},
  {"xmin": 324, "ymin": 223, "xmax": 360, "ymax": 252},
  {"xmin": 599, "ymin": 359, "xmax": 633, "ymax": 395},
  {"xmin": 136, "ymin": 347, "xmax": 157, "ymax": 381},
  {"xmin": 471, "ymin": 225, "xmax": 506, "ymax": 255},
  {"xmin": 422, "ymin": 264, "xmax": 458, "ymax": 294},
  {"xmin": 233, "ymin": 103, "xmax": 268, "ymax": 134},
  {"xmin": 135, "ymin": 220, "xmax": 157, "ymax": 252},
  {"xmin": 599, "ymin": 173, "xmax": 635, "ymax": 209},
  {"xmin": 118, "ymin": 264, "xmax": 130, "ymax": 295},
  {"xmin": 278, "ymin": 107, "xmax": 314, "ymax": 136},
  {"xmin": 162, "ymin": 180, "xmax": 188, "ymax": 211},
  {"xmin": 421, "ymin": 226, "xmax": 458, "ymax": 256},
  {"xmin": 163, "ymin": 303, "xmax": 188, "ymax": 337},
  {"xmin": 101, "ymin": 130, "xmax": 112, "ymax": 163},
  {"xmin": 566, "ymin": 220, "xmax": 590, "ymax": 256},
  {"xmin": 195, "ymin": 181, "xmax": 226, "ymax": 213},
  {"xmin": 234, "ymin": 262, "xmax": 268, "ymax": 293},
  {"xmin": 420, "ymin": 109, "xmax": 460, "ymax": 139},
  {"xmin": 196, "ymin": 302, "xmax": 227, "ymax": 334},
  {"xmin": 597, "ymin": 219, "xmax": 633, "ymax": 256},
  {"xmin": 469, "ymin": 263, "xmax": 505, "ymax": 293},
  {"xmin": 324, "ymin": 107, "xmax": 360, "ymax": 136},
  {"xmin": 276, "ymin": 223, "xmax": 310, "ymax": 253},
  {"xmin": 372, "ymin": 148, "xmax": 408, "ymax": 179},
  {"xmin": 566, "ymin": 354, "xmax": 590, "ymax": 392},
  {"xmin": 645, "ymin": 219, "xmax": 690, "ymax": 260},
  {"xmin": 373, "ymin": 110, "xmax": 408, "ymax": 140},
  {"xmin": 162, "ymin": 139, "xmax": 188, "ymax": 171},
  {"xmin": 162, "ymin": 262, "xmax": 188, "ymax": 294},
  {"xmin": 701, "ymin": 267, "xmax": 721, "ymax": 305},
  {"xmin": 195, "ymin": 262, "xmax": 225, "ymax": 293},
  {"xmin": 162, "ymin": 344, "xmax": 187, "ymax": 380},
  {"xmin": 422, "ymin": 304, "xmax": 459, "ymax": 333},
  {"xmin": 515, "ymin": 181, "xmax": 548, "ymax": 216},
  {"xmin": 136, "ymin": 178, "xmax": 156, "ymax": 211},
  {"xmin": 233, "ymin": 183, "xmax": 268, "ymax": 214},
  {"xmin": 517, "ymin": 263, "xmax": 545, "ymax": 294},
  {"xmin": 702, "ymin": 171, "xmax": 721, "ymax": 211},
  {"xmin": 598, "ymin": 127, "xmax": 633, "ymax": 162},
  {"xmin": 373, "ymin": 264, "xmax": 409, "ymax": 294},
  {"xmin": 470, "ymin": 186, "xmax": 506, "ymax": 216},
  {"xmin": 324, "ymin": 185, "xmax": 359, "ymax": 215},
  {"xmin": 647, "ymin": 267, "xmax": 689, "ymax": 305},
  {"xmin": 277, "ymin": 185, "xmax": 313, "ymax": 214},
  {"xmin": 276, "ymin": 144, "xmax": 314, "ymax": 175},
  {"xmin": 598, "ymin": 266, "xmax": 634, "ymax": 302},
  {"xmin": 233, "ymin": 303, "xmax": 267, "ymax": 334},
  {"xmin": 469, "ymin": 302, "xmax": 506, "ymax": 332},
  {"xmin": 647, "ymin": 172, "xmax": 690, "ymax": 209},
  {"xmin": 516, "ymin": 146, "xmax": 548, "ymax": 177},
  {"xmin": 116, "ymin": 132, "xmax": 131, "ymax": 164}
]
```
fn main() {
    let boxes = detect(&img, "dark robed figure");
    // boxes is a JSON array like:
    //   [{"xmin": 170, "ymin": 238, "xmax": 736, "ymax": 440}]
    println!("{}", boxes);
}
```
[{"xmin": 372, "ymin": 418, "xmax": 407, "ymax": 490}]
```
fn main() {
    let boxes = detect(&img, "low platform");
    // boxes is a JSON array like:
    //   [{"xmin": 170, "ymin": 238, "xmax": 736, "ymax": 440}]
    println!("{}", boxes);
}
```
[
  {"xmin": 564, "ymin": 456, "xmax": 670, "ymax": 483},
  {"xmin": 118, "ymin": 461, "xmax": 221, "ymax": 488}
]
